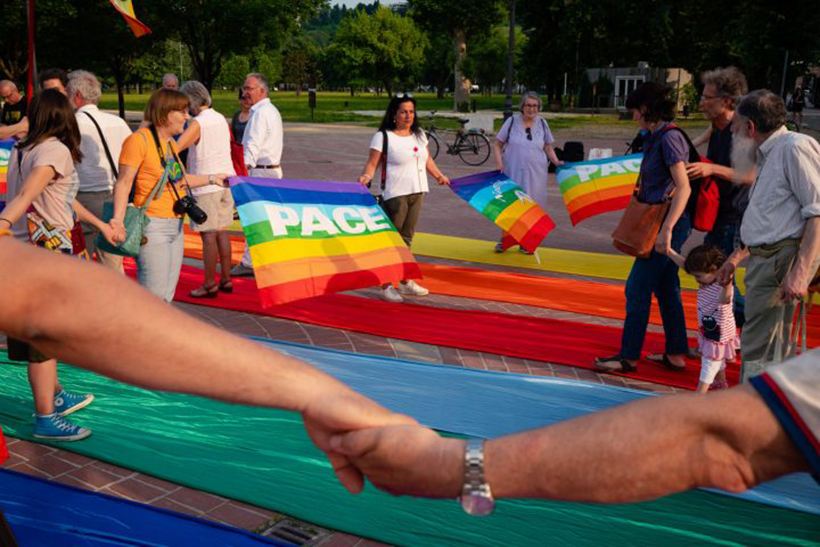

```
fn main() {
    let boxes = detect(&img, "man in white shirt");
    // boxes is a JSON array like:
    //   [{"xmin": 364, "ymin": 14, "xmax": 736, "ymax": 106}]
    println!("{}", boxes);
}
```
[
  {"xmin": 718, "ymin": 90, "xmax": 820, "ymax": 379},
  {"xmin": 67, "ymin": 70, "xmax": 133, "ymax": 271},
  {"xmin": 232, "ymin": 72, "xmax": 284, "ymax": 276}
]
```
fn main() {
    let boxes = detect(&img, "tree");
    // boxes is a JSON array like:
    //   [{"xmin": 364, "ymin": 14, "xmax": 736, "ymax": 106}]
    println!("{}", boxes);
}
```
[
  {"xmin": 408, "ymin": 0, "xmax": 505, "ymax": 108},
  {"xmin": 150, "ymin": 0, "xmax": 324, "ymax": 91},
  {"xmin": 326, "ymin": 6, "xmax": 427, "ymax": 94},
  {"xmin": 281, "ymin": 36, "xmax": 321, "ymax": 95},
  {"xmin": 217, "ymin": 54, "xmax": 251, "ymax": 89},
  {"xmin": 462, "ymin": 25, "xmax": 527, "ymax": 95}
]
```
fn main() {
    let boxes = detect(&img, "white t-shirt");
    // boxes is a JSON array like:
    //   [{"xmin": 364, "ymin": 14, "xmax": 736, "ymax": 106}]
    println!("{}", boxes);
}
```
[
  {"xmin": 368, "ymin": 130, "xmax": 429, "ymax": 201},
  {"xmin": 75, "ymin": 104, "xmax": 132, "ymax": 192},
  {"xmin": 186, "ymin": 108, "xmax": 236, "ymax": 196}
]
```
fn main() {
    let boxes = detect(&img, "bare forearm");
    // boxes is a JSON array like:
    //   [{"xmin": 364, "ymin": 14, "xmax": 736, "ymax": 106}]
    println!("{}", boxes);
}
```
[
  {"xmin": 794, "ymin": 217, "xmax": 820, "ymax": 281},
  {"xmin": 0, "ymin": 238, "xmax": 351, "ymax": 412},
  {"xmin": 485, "ymin": 386, "xmax": 807, "ymax": 502},
  {"xmin": 493, "ymin": 141, "xmax": 504, "ymax": 170},
  {"xmin": 73, "ymin": 199, "xmax": 105, "ymax": 230}
]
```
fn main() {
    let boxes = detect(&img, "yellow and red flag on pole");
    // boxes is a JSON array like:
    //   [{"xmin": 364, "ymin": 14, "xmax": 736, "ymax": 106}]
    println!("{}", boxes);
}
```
[{"xmin": 109, "ymin": 0, "xmax": 151, "ymax": 37}]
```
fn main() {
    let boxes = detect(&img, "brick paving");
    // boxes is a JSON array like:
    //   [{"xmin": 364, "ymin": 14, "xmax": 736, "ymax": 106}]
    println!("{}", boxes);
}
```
[{"xmin": 1, "ymin": 121, "xmax": 691, "ymax": 545}]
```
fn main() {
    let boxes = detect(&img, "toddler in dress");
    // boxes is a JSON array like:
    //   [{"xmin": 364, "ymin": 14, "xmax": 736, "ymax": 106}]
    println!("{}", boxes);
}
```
[{"xmin": 669, "ymin": 245, "xmax": 739, "ymax": 393}]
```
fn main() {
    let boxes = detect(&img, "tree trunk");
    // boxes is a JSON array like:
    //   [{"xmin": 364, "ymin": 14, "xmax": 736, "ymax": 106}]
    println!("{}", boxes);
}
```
[
  {"xmin": 116, "ymin": 74, "xmax": 125, "ymax": 119},
  {"xmin": 453, "ymin": 28, "xmax": 471, "ymax": 110}
]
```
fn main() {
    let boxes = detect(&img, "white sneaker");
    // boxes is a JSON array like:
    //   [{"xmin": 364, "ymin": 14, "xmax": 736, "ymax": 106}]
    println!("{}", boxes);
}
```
[
  {"xmin": 381, "ymin": 286, "xmax": 404, "ymax": 303},
  {"xmin": 399, "ymin": 280, "xmax": 429, "ymax": 296}
]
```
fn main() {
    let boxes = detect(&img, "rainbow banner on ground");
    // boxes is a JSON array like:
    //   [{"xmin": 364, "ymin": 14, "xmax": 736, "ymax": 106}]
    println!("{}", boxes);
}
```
[
  {"xmin": 450, "ymin": 171, "xmax": 555, "ymax": 253},
  {"xmin": 556, "ymin": 154, "xmax": 642, "ymax": 225},
  {"xmin": 230, "ymin": 177, "xmax": 421, "ymax": 306},
  {"xmin": 0, "ymin": 139, "xmax": 14, "ymax": 209}
]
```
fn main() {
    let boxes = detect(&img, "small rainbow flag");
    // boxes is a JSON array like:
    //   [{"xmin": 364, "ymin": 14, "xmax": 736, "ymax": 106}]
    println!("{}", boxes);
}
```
[
  {"xmin": 449, "ymin": 171, "xmax": 555, "ymax": 253},
  {"xmin": 557, "ymin": 154, "xmax": 642, "ymax": 225},
  {"xmin": 230, "ymin": 177, "xmax": 421, "ymax": 306},
  {"xmin": 0, "ymin": 139, "xmax": 14, "ymax": 209},
  {"xmin": 109, "ymin": 0, "xmax": 151, "ymax": 37}
]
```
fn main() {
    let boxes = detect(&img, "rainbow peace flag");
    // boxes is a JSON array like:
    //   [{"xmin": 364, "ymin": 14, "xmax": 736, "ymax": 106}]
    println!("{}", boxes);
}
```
[
  {"xmin": 556, "ymin": 154, "xmax": 642, "ymax": 225},
  {"xmin": 450, "ymin": 171, "xmax": 555, "ymax": 253},
  {"xmin": 230, "ymin": 177, "xmax": 421, "ymax": 306},
  {"xmin": 109, "ymin": 0, "xmax": 151, "ymax": 37},
  {"xmin": 0, "ymin": 139, "xmax": 14, "ymax": 208}
]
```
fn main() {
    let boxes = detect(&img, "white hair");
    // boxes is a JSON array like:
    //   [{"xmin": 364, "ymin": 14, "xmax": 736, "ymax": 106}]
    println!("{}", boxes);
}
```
[
  {"xmin": 67, "ymin": 70, "xmax": 102, "ymax": 105},
  {"xmin": 518, "ymin": 91, "xmax": 542, "ymax": 112},
  {"xmin": 162, "ymin": 73, "xmax": 179, "ymax": 89},
  {"xmin": 180, "ymin": 80, "xmax": 211, "ymax": 111},
  {"xmin": 246, "ymin": 73, "xmax": 269, "ymax": 94}
]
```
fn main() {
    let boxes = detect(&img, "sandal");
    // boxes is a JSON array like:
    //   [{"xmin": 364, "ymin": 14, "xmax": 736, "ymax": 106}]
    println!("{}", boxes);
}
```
[
  {"xmin": 219, "ymin": 279, "xmax": 234, "ymax": 294},
  {"xmin": 649, "ymin": 353, "xmax": 687, "ymax": 372},
  {"xmin": 646, "ymin": 348, "xmax": 699, "ymax": 363},
  {"xmin": 189, "ymin": 284, "xmax": 219, "ymax": 299},
  {"xmin": 593, "ymin": 355, "xmax": 637, "ymax": 373}
]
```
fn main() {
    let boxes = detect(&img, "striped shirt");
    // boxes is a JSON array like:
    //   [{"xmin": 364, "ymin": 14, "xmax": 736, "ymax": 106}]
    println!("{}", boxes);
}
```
[
  {"xmin": 697, "ymin": 283, "xmax": 735, "ymax": 344},
  {"xmin": 751, "ymin": 350, "xmax": 820, "ymax": 482},
  {"xmin": 741, "ymin": 127, "xmax": 820, "ymax": 247}
]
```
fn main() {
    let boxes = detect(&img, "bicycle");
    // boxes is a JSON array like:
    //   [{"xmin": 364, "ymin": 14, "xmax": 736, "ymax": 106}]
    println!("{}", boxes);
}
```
[{"xmin": 424, "ymin": 111, "xmax": 492, "ymax": 166}]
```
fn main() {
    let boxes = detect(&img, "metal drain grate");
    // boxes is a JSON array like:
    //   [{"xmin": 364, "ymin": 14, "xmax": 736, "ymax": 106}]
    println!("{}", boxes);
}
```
[{"xmin": 258, "ymin": 519, "xmax": 329, "ymax": 546}]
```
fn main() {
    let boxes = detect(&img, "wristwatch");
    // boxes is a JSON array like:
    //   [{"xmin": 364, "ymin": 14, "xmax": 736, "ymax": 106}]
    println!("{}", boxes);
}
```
[{"xmin": 458, "ymin": 439, "xmax": 495, "ymax": 516}]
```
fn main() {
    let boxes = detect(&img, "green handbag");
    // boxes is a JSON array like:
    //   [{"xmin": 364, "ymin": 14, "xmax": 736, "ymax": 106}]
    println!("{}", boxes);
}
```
[{"xmin": 95, "ymin": 167, "xmax": 167, "ymax": 257}]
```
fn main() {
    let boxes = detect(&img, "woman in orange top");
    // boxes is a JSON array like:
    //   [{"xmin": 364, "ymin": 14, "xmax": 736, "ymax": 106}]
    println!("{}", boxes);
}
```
[{"xmin": 110, "ymin": 89, "xmax": 227, "ymax": 302}]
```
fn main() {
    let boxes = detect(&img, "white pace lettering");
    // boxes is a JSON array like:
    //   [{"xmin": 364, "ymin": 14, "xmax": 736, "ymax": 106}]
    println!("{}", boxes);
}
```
[
  {"xmin": 332, "ymin": 207, "xmax": 366, "ymax": 234},
  {"xmin": 301, "ymin": 206, "xmax": 340, "ymax": 236},
  {"xmin": 361, "ymin": 207, "xmax": 392, "ymax": 231},
  {"xmin": 265, "ymin": 204, "xmax": 300, "ymax": 236},
  {"xmin": 574, "ymin": 165, "xmax": 599, "ymax": 182},
  {"xmin": 600, "ymin": 162, "xmax": 627, "ymax": 177}
]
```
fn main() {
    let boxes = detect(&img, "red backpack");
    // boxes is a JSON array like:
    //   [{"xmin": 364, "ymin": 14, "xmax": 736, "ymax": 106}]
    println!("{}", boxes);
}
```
[{"xmin": 661, "ymin": 125, "xmax": 720, "ymax": 232}]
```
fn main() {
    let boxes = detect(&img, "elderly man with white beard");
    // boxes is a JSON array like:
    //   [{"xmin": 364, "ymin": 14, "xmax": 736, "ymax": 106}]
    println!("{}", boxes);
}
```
[{"xmin": 717, "ymin": 90, "xmax": 820, "ymax": 380}]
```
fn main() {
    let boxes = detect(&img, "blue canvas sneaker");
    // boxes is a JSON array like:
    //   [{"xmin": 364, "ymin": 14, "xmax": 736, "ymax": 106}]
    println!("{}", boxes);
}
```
[
  {"xmin": 54, "ymin": 390, "xmax": 94, "ymax": 417},
  {"xmin": 34, "ymin": 413, "xmax": 91, "ymax": 441}
]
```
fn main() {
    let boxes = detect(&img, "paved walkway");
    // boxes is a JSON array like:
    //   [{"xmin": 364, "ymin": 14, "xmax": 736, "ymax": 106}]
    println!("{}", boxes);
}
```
[{"xmin": 1, "ymin": 121, "xmax": 691, "ymax": 546}]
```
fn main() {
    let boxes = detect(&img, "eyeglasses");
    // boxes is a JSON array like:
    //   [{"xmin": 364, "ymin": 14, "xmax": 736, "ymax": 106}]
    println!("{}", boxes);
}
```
[
  {"xmin": 700, "ymin": 94, "xmax": 723, "ymax": 101},
  {"xmin": 242, "ymin": 85, "xmax": 260, "ymax": 92},
  {"xmin": 523, "ymin": 104, "xmax": 540, "ymax": 109},
  {"xmin": 395, "ymin": 92, "xmax": 414, "ymax": 99},
  {"xmin": 525, "ymin": 127, "xmax": 533, "ymax": 141}
]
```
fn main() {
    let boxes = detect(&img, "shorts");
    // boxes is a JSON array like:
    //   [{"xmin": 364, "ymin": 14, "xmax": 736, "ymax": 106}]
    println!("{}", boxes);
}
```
[
  {"xmin": 7, "ymin": 337, "xmax": 49, "ymax": 363},
  {"xmin": 190, "ymin": 189, "xmax": 235, "ymax": 232}
]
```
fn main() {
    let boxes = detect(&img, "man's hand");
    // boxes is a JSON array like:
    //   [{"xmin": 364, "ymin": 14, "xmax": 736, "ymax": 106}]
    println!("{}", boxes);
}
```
[
  {"xmin": 716, "ymin": 261, "xmax": 736, "ymax": 286},
  {"xmin": 780, "ymin": 268, "xmax": 810, "ymax": 301},
  {"xmin": 686, "ymin": 162, "xmax": 714, "ymax": 180},
  {"xmin": 301, "ymin": 391, "xmax": 417, "ymax": 494},
  {"xmin": 330, "ymin": 424, "xmax": 464, "ymax": 497}
]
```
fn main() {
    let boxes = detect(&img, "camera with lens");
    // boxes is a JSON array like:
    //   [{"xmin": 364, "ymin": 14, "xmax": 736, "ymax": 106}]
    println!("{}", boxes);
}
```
[{"xmin": 173, "ymin": 195, "xmax": 208, "ymax": 224}]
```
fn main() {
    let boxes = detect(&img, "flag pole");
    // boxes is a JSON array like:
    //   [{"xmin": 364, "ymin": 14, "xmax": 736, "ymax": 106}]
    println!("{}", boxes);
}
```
[{"xmin": 26, "ymin": 0, "xmax": 38, "ymax": 106}]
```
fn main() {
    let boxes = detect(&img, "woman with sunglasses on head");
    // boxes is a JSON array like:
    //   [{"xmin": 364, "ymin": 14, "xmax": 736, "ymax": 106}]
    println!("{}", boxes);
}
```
[
  {"xmin": 492, "ymin": 91, "xmax": 563, "ymax": 253},
  {"xmin": 357, "ymin": 93, "xmax": 450, "ymax": 303},
  {"xmin": 109, "ymin": 89, "xmax": 227, "ymax": 302}
]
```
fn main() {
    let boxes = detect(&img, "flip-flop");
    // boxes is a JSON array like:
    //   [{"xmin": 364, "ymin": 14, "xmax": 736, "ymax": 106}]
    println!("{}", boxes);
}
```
[
  {"xmin": 646, "ymin": 348, "xmax": 699, "ymax": 363},
  {"xmin": 593, "ymin": 355, "xmax": 637, "ymax": 373}
]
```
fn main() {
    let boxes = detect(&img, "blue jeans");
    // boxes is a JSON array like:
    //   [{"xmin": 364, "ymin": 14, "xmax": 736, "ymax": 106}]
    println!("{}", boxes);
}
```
[
  {"xmin": 137, "ymin": 218, "xmax": 184, "ymax": 302},
  {"xmin": 620, "ymin": 216, "xmax": 692, "ymax": 360},
  {"xmin": 704, "ymin": 222, "xmax": 746, "ymax": 328}
]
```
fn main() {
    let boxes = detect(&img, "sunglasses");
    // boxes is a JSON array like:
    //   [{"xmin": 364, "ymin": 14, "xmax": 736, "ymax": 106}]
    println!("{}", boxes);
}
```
[
  {"xmin": 395, "ymin": 92, "xmax": 414, "ymax": 99},
  {"xmin": 526, "ymin": 127, "xmax": 533, "ymax": 141}
]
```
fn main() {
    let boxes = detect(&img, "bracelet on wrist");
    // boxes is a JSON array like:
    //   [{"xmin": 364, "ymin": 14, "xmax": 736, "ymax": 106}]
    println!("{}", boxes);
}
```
[{"xmin": 0, "ymin": 218, "xmax": 12, "ymax": 228}]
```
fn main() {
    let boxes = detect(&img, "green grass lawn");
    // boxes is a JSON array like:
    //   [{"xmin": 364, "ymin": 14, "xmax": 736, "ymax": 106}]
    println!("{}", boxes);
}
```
[{"xmin": 98, "ymin": 90, "xmax": 709, "ymax": 133}]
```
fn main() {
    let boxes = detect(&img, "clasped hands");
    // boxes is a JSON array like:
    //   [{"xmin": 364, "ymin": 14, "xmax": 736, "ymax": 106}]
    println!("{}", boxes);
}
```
[{"xmin": 302, "ymin": 389, "xmax": 463, "ymax": 498}]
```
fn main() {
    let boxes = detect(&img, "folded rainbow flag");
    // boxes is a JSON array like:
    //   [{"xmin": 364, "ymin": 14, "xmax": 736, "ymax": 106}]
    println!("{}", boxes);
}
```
[
  {"xmin": 230, "ymin": 177, "xmax": 421, "ymax": 306},
  {"xmin": 556, "ymin": 154, "xmax": 642, "ymax": 225},
  {"xmin": 450, "ymin": 171, "xmax": 555, "ymax": 253},
  {"xmin": 0, "ymin": 139, "xmax": 14, "ymax": 208}
]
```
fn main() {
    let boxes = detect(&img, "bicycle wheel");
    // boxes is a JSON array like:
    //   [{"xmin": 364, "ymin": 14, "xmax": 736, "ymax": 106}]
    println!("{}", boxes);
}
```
[
  {"xmin": 457, "ymin": 133, "xmax": 491, "ymax": 166},
  {"xmin": 425, "ymin": 131, "xmax": 440, "ymax": 159}
]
